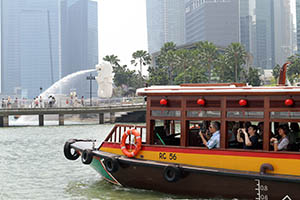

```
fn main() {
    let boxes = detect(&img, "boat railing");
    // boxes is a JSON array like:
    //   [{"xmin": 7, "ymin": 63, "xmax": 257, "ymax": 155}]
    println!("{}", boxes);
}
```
[{"xmin": 104, "ymin": 124, "xmax": 147, "ymax": 144}]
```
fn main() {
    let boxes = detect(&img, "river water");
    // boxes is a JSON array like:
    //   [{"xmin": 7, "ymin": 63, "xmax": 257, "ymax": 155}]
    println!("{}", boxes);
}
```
[{"xmin": 0, "ymin": 123, "xmax": 211, "ymax": 200}]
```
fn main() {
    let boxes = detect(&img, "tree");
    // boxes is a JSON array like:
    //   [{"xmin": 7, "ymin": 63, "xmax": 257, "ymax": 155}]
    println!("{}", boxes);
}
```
[
  {"xmin": 287, "ymin": 54, "xmax": 300, "ymax": 84},
  {"xmin": 272, "ymin": 64, "xmax": 281, "ymax": 82},
  {"xmin": 246, "ymin": 67, "xmax": 262, "ymax": 86},
  {"xmin": 224, "ymin": 43, "xmax": 247, "ymax": 82},
  {"xmin": 131, "ymin": 50, "xmax": 151, "ymax": 75},
  {"xmin": 148, "ymin": 66, "xmax": 169, "ymax": 85},
  {"xmin": 173, "ymin": 49, "xmax": 197, "ymax": 83},
  {"xmin": 112, "ymin": 64, "xmax": 145, "ymax": 96},
  {"xmin": 103, "ymin": 55, "xmax": 120, "ymax": 67},
  {"xmin": 156, "ymin": 42, "xmax": 177, "ymax": 84},
  {"xmin": 195, "ymin": 41, "xmax": 219, "ymax": 83}
]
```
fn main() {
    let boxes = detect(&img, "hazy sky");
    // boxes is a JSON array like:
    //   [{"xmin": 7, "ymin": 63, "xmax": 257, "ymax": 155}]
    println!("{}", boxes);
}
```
[
  {"xmin": 97, "ymin": 0, "xmax": 148, "ymax": 70},
  {"xmin": 97, "ymin": 0, "xmax": 296, "ymax": 70}
]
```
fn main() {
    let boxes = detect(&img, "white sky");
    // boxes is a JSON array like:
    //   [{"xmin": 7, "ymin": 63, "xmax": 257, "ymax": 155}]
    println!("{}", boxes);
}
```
[
  {"xmin": 97, "ymin": 0, "xmax": 148, "ymax": 70},
  {"xmin": 97, "ymin": 0, "xmax": 296, "ymax": 69}
]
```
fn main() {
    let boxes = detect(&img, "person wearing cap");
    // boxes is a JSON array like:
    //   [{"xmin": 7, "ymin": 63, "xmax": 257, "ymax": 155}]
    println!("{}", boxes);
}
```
[
  {"xmin": 270, "ymin": 125, "xmax": 289, "ymax": 151},
  {"xmin": 199, "ymin": 121, "xmax": 220, "ymax": 149}
]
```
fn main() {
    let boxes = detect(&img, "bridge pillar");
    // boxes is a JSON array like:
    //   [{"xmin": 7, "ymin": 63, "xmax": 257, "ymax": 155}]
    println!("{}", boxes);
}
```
[
  {"xmin": 59, "ymin": 114, "xmax": 64, "ymax": 126},
  {"xmin": 39, "ymin": 115, "xmax": 44, "ymax": 126},
  {"xmin": 0, "ymin": 115, "xmax": 9, "ymax": 127},
  {"xmin": 110, "ymin": 112, "xmax": 115, "ymax": 124},
  {"xmin": 99, "ymin": 113, "xmax": 104, "ymax": 124}
]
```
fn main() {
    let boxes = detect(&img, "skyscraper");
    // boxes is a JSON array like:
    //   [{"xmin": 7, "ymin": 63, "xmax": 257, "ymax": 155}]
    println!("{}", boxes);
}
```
[
  {"xmin": 240, "ymin": 0, "xmax": 256, "ymax": 55},
  {"xmin": 146, "ymin": 0, "xmax": 185, "ymax": 54},
  {"xmin": 273, "ymin": 0, "xmax": 292, "ymax": 67},
  {"xmin": 296, "ymin": 0, "xmax": 300, "ymax": 53},
  {"xmin": 185, "ymin": 0, "xmax": 239, "ymax": 47},
  {"xmin": 0, "ymin": 0, "xmax": 98, "ymax": 98},
  {"xmin": 255, "ymin": 0, "xmax": 292, "ymax": 69},
  {"xmin": 255, "ymin": 0, "xmax": 275, "ymax": 69}
]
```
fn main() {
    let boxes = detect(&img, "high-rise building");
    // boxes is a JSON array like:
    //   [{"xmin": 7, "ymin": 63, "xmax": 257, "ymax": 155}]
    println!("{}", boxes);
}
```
[
  {"xmin": 60, "ymin": 0, "xmax": 98, "ymax": 78},
  {"xmin": 146, "ymin": 0, "xmax": 185, "ymax": 54},
  {"xmin": 255, "ymin": 0, "xmax": 292, "ymax": 69},
  {"xmin": 255, "ymin": 0, "xmax": 275, "ymax": 69},
  {"xmin": 185, "ymin": 0, "xmax": 239, "ymax": 47},
  {"xmin": 240, "ymin": 0, "xmax": 255, "ymax": 56},
  {"xmin": 0, "ymin": 0, "xmax": 98, "ymax": 98},
  {"xmin": 296, "ymin": 0, "xmax": 300, "ymax": 53}
]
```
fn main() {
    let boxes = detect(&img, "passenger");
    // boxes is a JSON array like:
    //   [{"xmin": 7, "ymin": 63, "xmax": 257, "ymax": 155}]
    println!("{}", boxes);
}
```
[
  {"xmin": 199, "ymin": 121, "xmax": 220, "ymax": 149},
  {"xmin": 290, "ymin": 122, "xmax": 299, "ymax": 142},
  {"xmin": 237, "ymin": 125, "xmax": 259, "ymax": 149},
  {"xmin": 257, "ymin": 122, "xmax": 264, "ymax": 139},
  {"xmin": 270, "ymin": 125, "xmax": 289, "ymax": 151}
]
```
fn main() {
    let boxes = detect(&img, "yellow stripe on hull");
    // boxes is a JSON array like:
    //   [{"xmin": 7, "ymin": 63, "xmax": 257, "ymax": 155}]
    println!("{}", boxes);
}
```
[{"xmin": 101, "ymin": 147, "xmax": 300, "ymax": 176}]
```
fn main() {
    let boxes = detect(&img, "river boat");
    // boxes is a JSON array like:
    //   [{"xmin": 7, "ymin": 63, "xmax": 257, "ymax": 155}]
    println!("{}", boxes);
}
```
[{"xmin": 64, "ymin": 63, "xmax": 300, "ymax": 199}]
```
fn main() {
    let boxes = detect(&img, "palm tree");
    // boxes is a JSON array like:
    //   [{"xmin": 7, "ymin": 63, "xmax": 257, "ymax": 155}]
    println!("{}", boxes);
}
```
[
  {"xmin": 103, "ymin": 55, "xmax": 120, "ymax": 67},
  {"xmin": 157, "ymin": 42, "xmax": 177, "ymax": 85},
  {"xmin": 224, "ymin": 43, "xmax": 247, "ymax": 82},
  {"xmin": 196, "ymin": 41, "xmax": 219, "ymax": 83},
  {"xmin": 131, "ymin": 50, "xmax": 151, "ymax": 75}
]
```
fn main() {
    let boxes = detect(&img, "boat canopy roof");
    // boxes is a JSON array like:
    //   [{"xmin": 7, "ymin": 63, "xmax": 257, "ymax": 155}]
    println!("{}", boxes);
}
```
[{"xmin": 136, "ymin": 83, "xmax": 300, "ymax": 96}]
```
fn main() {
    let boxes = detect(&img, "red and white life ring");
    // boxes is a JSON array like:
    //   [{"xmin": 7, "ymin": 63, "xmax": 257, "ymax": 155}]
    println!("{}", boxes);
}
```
[{"xmin": 120, "ymin": 129, "xmax": 142, "ymax": 158}]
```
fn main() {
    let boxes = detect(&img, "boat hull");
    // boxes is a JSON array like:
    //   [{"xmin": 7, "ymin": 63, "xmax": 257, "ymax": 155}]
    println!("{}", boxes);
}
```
[
  {"xmin": 66, "ymin": 141, "xmax": 299, "ymax": 199},
  {"xmin": 89, "ymin": 151, "xmax": 299, "ymax": 199}
]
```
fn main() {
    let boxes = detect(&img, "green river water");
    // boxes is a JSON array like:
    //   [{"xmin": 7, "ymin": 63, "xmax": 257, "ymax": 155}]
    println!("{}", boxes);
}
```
[{"xmin": 0, "ymin": 122, "xmax": 226, "ymax": 200}]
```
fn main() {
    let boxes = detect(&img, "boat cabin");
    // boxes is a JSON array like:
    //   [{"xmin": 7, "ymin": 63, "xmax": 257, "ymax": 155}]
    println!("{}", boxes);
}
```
[{"xmin": 135, "ymin": 82, "xmax": 300, "ymax": 153}]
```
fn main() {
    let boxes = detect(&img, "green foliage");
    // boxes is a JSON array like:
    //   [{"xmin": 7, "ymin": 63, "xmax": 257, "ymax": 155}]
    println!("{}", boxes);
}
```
[
  {"xmin": 224, "ymin": 43, "xmax": 247, "ymax": 82},
  {"xmin": 103, "ymin": 55, "xmax": 120, "ymax": 67},
  {"xmin": 246, "ymin": 67, "xmax": 262, "ymax": 86},
  {"xmin": 156, "ymin": 42, "xmax": 178, "ymax": 84},
  {"xmin": 287, "ymin": 54, "xmax": 300, "ymax": 84},
  {"xmin": 131, "ymin": 50, "xmax": 151, "ymax": 74},
  {"xmin": 195, "ymin": 41, "xmax": 219, "ymax": 82},
  {"xmin": 272, "ymin": 64, "xmax": 280, "ymax": 82}
]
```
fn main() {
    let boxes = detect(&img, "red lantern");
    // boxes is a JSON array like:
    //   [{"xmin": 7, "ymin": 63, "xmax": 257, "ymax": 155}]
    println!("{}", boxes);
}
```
[
  {"xmin": 160, "ymin": 98, "xmax": 168, "ymax": 106},
  {"xmin": 285, "ymin": 99, "xmax": 294, "ymax": 106},
  {"xmin": 197, "ymin": 98, "xmax": 205, "ymax": 106},
  {"xmin": 239, "ymin": 99, "xmax": 247, "ymax": 106}
]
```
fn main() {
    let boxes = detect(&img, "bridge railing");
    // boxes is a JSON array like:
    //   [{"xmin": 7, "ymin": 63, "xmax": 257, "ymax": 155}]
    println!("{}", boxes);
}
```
[{"xmin": 0, "ymin": 97, "xmax": 146, "ymax": 109}]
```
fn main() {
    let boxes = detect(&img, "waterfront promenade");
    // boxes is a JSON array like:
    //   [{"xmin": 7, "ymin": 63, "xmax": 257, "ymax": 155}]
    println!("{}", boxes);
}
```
[{"xmin": 0, "ymin": 97, "xmax": 146, "ymax": 127}]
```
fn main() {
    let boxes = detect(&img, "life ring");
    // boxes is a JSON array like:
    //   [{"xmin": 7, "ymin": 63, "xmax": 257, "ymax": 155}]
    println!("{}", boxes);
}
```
[
  {"xmin": 64, "ymin": 139, "xmax": 80, "ymax": 160},
  {"xmin": 81, "ymin": 149, "xmax": 93, "ymax": 165},
  {"xmin": 120, "ymin": 129, "xmax": 142, "ymax": 158},
  {"xmin": 104, "ymin": 157, "xmax": 119, "ymax": 173},
  {"xmin": 163, "ymin": 165, "xmax": 181, "ymax": 182}
]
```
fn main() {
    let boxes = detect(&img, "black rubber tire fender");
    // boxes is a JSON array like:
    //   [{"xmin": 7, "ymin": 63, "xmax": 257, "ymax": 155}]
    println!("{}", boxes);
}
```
[
  {"xmin": 104, "ymin": 157, "xmax": 119, "ymax": 173},
  {"xmin": 81, "ymin": 149, "xmax": 93, "ymax": 165},
  {"xmin": 63, "ymin": 139, "xmax": 79, "ymax": 160},
  {"xmin": 163, "ymin": 165, "xmax": 181, "ymax": 182}
]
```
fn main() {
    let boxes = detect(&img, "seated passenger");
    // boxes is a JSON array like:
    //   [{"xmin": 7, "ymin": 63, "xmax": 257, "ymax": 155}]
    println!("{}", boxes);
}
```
[
  {"xmin": 237, "ymin": 125, "xmax": 259, "ymax": 149},
  {"xmin": 199, "ymin": 121, "xmax": 220, "ymax": 149},
  {"xmin": 270, "ymin": 125, "xmax": 289, "ymax": 151}
]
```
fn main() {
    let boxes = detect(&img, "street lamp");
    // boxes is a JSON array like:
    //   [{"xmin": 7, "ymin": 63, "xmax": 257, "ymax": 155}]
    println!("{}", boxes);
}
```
[
  {"xmin": 86, "ymin": 73, "xmax": 95, "ymax": 106},
  {"xmin": 40, "ymin": 87, "xmax": 43, "ymax": 94}
]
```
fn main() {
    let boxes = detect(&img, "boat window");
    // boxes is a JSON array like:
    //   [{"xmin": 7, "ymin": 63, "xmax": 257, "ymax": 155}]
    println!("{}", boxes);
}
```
[
  {"xmin": 227, "ymin": 111, "xmax": 264, "ymax": 119},
  {"xmin": 269, "ymin": 122, "xmax": 300, "ymax": 152},
  {"xmin": 226, "ymin": 121, "xmax": 263, "ymax": 150},
  {"xmin": 187, "ymin": 120, "xmax": 210, "ymax": 147},
  {"xmin": 271, "ymin": 112, "xmax": 300, "ymax": 119},
  {"xmin": 187, "ymin": 110, "xmax": 220, "ymax": 118},
  {"xmin": 151, "ymin": 110, "xmax": 181, "ymax": 117},
  {"xmin": 153, "ymin": 119, "xmax": 181, "ymax": 146}
]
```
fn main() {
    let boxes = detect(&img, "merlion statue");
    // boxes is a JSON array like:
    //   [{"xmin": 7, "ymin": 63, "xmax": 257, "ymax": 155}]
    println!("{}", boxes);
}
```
[{"xmin": 95, "ymin": 62, "xmax": 113, "ymax": 98}]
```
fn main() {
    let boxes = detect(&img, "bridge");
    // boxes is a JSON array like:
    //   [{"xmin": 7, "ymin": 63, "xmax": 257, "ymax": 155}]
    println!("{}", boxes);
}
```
[{"xmin": 0, "ymin": 97, "xmax": 146, "ymax": 127}]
